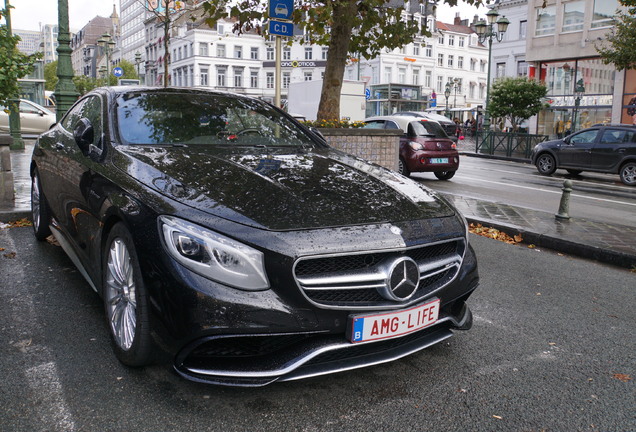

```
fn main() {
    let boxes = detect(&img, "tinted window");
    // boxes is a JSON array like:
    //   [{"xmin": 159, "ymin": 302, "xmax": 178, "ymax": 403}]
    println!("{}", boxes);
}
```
[
  {"xmin": 600, "ymin": 129, "xmax": 635, "ymax": 144},
  {"xmin": 409, "ymin": 120, "xmax": 448, "ymax": 138},
  {"xmin": 384, "ymin": 121, "xmax": 401, "ymax": 130},
  {"xmin": 570, "ymin": 129, "xmax": 598, "ymax": 144},
  {"xmin": 115, "ymin": 92, "xmax": 317, "ymax": 147}
]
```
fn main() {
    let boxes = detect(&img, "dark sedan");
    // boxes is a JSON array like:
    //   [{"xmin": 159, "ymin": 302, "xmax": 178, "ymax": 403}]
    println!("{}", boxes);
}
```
[
  {"xmin": 531, "ymin": 124, "xmax": 636, "ymax": 185},
  {"xmin": 31, "ymin": 87, "xmax": 479, "ymax": 386}
]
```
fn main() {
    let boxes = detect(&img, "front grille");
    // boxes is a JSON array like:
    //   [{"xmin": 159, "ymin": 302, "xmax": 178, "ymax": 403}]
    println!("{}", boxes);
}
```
[{"xmin": 294, "ymin": 239, "xmax": 464, "ymax": 309}]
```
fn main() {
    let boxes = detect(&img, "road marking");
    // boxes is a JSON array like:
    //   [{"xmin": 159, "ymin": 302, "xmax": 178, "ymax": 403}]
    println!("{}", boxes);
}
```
[
  {"xmin": 26, "ymin": 362, "xmax": 77, "ymax": 432},
  {"xmin": 456, "ymin": 175, "xmax": 636, "ymax": 207}
]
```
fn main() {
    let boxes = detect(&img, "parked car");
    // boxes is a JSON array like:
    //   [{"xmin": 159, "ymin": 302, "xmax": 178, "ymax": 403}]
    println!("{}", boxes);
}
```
[
  {"xmin": 31, "ymin": 87, "xmax": 479, "ymax": 386},
  {"xmin": 531, "ymin": 124, "xmax": 636, "ymax": 185},
  {"xmin": 393, "ymin": 111, "xmax": 460, "ymax": 141},
  {"xmin": 0, "ymin": 99, "xmax": 56, "ymax": 135},
  {"xmin": 363, "ymin": 115, "xmax": 459, "ymax": 179}
]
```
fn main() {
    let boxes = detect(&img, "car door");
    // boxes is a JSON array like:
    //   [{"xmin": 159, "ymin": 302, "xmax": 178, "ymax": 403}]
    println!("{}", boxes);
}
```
[
  {"xmin": 43, "ymin": 96, "xmax": 105, "ymax": 281},
  {"xmin": 558, "ymin": 129, "xmax": 599, "ymax": 169},
  {"xmin": 18, "ymin": 100, "xmax": 50, "ymax": 134},
  {"xmin": 590, "ymin": 129, "xmax": 635, "ymax": 171}
]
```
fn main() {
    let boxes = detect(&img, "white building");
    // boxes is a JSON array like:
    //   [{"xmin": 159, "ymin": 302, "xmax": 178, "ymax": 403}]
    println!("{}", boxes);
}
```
[{"xmin": 119, "ymin": 0, "xmax": 146, "ymax": 64}]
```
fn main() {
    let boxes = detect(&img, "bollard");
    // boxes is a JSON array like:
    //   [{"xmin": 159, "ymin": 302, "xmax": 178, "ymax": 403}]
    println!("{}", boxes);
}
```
[{"xmin": 555, "ymin": 179, "xmax": 573, "ymax": 220}]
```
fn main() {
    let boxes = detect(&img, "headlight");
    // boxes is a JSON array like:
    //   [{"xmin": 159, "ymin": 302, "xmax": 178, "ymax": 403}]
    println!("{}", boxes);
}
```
[{"xmin": 159, "ymin": 216, "xmax": 269, "ymax": 290}]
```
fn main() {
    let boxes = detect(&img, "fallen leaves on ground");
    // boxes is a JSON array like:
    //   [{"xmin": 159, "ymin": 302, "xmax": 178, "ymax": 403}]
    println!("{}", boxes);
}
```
[
  {"xmin": 612, "ymin": 373, "xmax": 632, "ymax": 382},
  {"xmin": 3, "ymin": 251, "xmax": 16, "ymax": 259},
  {"xmin": 469, "ymin": 223, "xmax": 523, "ymax": 245},
  {"xmin": 46, "ymin": 235, "xmax": 60, "ymax": 246},
  {"xmin": 5, "ymin": 218, "xmax": 32, "ymax": 228}
]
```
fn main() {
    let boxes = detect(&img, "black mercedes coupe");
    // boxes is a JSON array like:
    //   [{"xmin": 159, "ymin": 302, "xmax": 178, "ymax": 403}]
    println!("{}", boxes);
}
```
[{"xmin": 30, "ymin": 87, "xmax": 479, "ymax": 386}]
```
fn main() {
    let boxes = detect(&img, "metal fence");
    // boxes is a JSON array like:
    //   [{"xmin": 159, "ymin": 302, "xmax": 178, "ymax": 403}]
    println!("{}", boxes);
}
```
[{"xmin": 474, "ymin": 130, "xmax": 549, "ymax": 159}]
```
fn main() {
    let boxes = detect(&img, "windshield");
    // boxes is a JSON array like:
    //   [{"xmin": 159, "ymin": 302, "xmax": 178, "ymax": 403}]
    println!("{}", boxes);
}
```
[
  {"xmin": 116, "ymin": 92, "xmax": 318, "ymax": 147},
  {"xmin": 409, "ymin": 120, "xmax": 449, "ymax": 139}
]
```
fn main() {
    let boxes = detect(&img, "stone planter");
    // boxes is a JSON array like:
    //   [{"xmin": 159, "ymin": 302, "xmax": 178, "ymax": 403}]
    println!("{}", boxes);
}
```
[
  {"xmin": 317, "ymin": 128, "xmax": 402, "ymax": 172},
  {"xmin": 0, "ymin": 134, "xmax": 15, "ymax": 204}
]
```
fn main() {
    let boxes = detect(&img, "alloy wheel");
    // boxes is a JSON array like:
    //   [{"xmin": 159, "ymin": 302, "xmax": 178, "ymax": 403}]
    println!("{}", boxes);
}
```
[{"xmin": 105, "ymin": 238, "xmax": 137, "ymax": 351}]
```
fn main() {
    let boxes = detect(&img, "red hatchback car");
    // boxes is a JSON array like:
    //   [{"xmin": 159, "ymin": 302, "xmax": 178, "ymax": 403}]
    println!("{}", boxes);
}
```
[{"xmin": 364, "ymin": 115, "xmax": 459, "ymax": 179}]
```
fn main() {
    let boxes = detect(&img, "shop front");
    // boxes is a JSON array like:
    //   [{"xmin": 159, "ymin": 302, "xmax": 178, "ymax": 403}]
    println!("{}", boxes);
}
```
[{"xmin": 535, "ymin": 58, "xmax": 615, "ymax": 139}]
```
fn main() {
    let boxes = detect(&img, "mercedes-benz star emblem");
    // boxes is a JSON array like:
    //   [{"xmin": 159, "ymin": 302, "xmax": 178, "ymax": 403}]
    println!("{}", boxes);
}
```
[{"xmin": 379, "ymin": 257, "xmax": 420, "ymax": 301}]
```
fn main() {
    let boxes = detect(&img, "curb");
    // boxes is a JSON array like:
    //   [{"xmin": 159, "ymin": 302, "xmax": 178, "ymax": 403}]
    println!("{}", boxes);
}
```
[
  {"xmin": 466, "ymin": 216, "xmax": 636, "ymax": 270},
  {"xmin": 0, "ymin": 209, "xmax": 30, "ymax": 223}
]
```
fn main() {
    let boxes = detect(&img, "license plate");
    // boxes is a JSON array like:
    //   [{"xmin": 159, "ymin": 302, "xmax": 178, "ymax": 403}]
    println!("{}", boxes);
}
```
[
  {"xmin": 430, "ymin": 158, "xmax": 448, "ymax": 164},
  {"xmin": 349, "ymin": 299, "xmax": 440, "ymax": 343}
]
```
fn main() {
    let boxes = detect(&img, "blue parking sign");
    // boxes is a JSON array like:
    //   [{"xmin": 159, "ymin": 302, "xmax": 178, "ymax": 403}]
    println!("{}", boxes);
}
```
[
  {"xmin": 269, "ymin": 0, "xmax": 293, "ymax": 20},
  {"xmin": 269, "ymin": 20, "xmax": 294, "ymax": 37}
]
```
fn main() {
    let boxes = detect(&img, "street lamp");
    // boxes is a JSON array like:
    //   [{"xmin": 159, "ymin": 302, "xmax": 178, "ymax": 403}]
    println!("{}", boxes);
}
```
[
  {"xmin": 134, "ymin": 51, "xmax": 143, "ymax": 82},
  {"xmin": 452, "ymin": 77, "xmax": 460, "ymax": 110},
  {"xmin": 444, "ymin": 82, "xmax": 451, "ymax": 119},
  {"xmin": 97, "ymin": 32, "xmax": 116, "ymax": 83},
  {"xmin": 572, "ymin": 78, "xmax": 585, "ymax": 133},
  {"xmin": 474, "ymin": 9, "xmax": 509, "ymax": 131}
]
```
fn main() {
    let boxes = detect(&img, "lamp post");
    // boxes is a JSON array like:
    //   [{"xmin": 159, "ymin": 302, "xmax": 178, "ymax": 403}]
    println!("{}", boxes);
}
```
[
  {"xmin": 97, "ymin": 32, "xmax": 116, "ymax": 84},
  {"xmin": 54, "ymin": 0, "xmax": 79, "ymax": 122},
  {"xmin": 444, "ymin": 82, "xmax": 451, "ymax": 119},
  {"xmin": 474, "ymin": 9, "xmax": 509, "ymax": 131},
  {"xmin": 452, "ymin": 77, "xmax": 460, "ymax": 110},
  {"xmin": 134, "ymin": 51, "xmax": 143, "ymax": 83},
  {"xmin": 4, "ymin": 0, "xmax": 23, "ymax": 149},
  {"xmin": 572, "ymin": 78, "xmax": 585, "ymax": 133}
]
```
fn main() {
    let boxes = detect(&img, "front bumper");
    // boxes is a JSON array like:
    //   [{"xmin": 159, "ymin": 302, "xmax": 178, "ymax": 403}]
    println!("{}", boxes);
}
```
[{"xmin": 175, "ymin": 300, "xmax": 474, "ymax": 386}]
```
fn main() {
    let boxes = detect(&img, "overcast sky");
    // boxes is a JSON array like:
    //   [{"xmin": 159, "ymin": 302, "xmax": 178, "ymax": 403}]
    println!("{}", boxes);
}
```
[{"xmin": 7, "ymin": 0, "xmax": 488, "ymax": 33}]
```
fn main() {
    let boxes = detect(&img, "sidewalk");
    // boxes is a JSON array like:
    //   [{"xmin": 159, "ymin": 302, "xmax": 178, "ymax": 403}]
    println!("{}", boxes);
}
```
[{"xmin": 1, "ymin": 139, "xmax": 635, "ymax": 269}]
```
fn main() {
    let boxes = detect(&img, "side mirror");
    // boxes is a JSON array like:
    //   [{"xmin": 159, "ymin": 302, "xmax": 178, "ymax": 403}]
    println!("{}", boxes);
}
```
[{"xmin": 73, "ymin": 118, "xmax": 94, "ymax": 153}]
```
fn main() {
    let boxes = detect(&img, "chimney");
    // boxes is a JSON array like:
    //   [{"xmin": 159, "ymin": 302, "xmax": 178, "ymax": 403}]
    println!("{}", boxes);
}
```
[{"xmin": 454, "ymin": 12, "xmax": 461, "ymax": 26}]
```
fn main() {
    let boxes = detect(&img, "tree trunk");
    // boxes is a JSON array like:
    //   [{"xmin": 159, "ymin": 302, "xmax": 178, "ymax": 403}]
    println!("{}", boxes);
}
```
[{"xmin": 316, "ymin": 0, "xmax": 357, "ymax": 122}]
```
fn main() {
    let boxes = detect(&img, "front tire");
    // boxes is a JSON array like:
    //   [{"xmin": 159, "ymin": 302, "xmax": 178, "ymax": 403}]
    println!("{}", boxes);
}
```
[
  {"xmin": 31, "ymin": 169, "xmax": 51, "ymax": 241},
  {"xmin": 398, "ymin": 158, "xmax": 410, "ymax": 177},
  {"xmin": 434, "ymin": 170, "xmax": 456, "ymax": 180},
  {"xmin": 619, "ymin": 162, "xmax": 636, "ymax": 186},
  {"xmin": 103, "ymin": 223, "xmax": 154, "ymax": 367},
  {"xmin": 536, "ymin": 153, "xmax": 557, "ymax": 176}
]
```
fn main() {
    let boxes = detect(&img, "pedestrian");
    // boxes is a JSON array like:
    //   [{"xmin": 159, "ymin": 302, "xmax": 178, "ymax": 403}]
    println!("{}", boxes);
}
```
[{"xmin": 627, "ymin": 96, "xmax": 636, "ymax": 125}]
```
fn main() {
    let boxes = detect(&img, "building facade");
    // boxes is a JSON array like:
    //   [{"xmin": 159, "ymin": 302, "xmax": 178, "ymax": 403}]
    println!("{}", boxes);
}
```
[
  {"xmin": 70, "ymin": 16, "xmax": 118, "ymax": 78},
  {"xmin": 525, "ymin": 0, "xmax": 624, "ymax": 138}
]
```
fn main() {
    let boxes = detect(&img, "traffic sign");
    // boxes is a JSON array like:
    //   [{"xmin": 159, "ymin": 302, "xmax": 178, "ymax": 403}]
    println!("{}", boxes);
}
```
[
  {"xmin": 269, "ymin": 0, "xmax": 293, "ymax": 21},
  {"xmin": 112, "ymin": 67, "xmax": 124, "ymax": 77},
  {"xmin": 365, "ymin": 88, "xmax": 371, "ymax": 100},
  {"xmin": 269, "ymin": 20, "xmax": 294, "ymax": 37}
]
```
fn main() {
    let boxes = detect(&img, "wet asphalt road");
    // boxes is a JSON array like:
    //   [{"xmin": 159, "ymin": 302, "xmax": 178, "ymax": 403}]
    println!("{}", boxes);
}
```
[
  {"xmin": 1, "ymin": 226, "xmax": 634, "ymax": 432},
  {"xmin": 413, "ymin": 157, "xmax": 636, "ymax": 229}
]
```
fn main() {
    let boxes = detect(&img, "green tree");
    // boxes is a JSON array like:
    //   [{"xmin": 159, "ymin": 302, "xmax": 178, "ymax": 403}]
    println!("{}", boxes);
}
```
[
  {"xmin": 44, "ymin": 60, "xmax": 58, "ymax": 90},
  {"xmin": 201, "ymin": 0, "xmax": 482, "ymax": 121},
  {"xmin": 488, "ymin": 78, "xmax": 548, "ymax": 131},
  {"xmin": 0, "ymin": 7, "xmax": 43, "ymax": 107},
  {"xmin": 597, "ymin": 0, "xmax": 636, "ymax": 71}
]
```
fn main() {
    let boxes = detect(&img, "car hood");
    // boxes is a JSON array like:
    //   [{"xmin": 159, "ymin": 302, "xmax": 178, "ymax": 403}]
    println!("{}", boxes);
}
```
[{"xmin": 112, "ymin": 145, "xmax": 455, "ymax": 230}]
